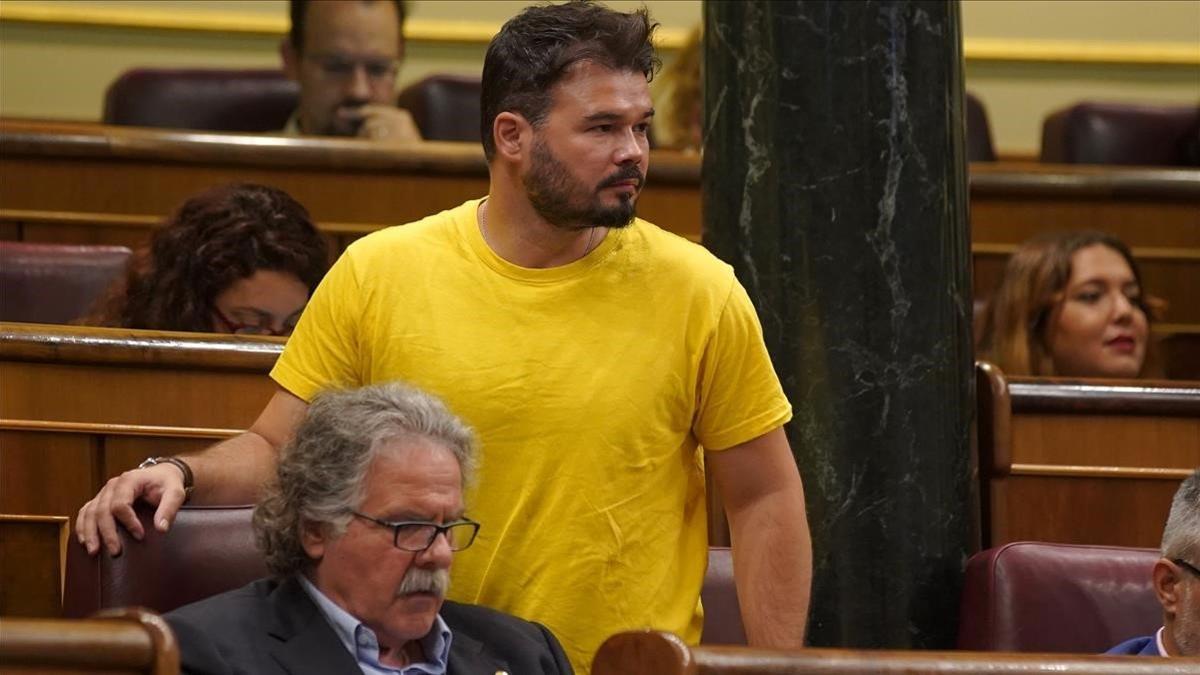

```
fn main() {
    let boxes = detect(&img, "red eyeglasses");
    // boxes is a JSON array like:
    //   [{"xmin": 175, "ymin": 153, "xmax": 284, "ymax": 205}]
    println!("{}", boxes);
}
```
[{"xmin": 213, "ymin": 307, "xmax": 297, "ymax": 337}]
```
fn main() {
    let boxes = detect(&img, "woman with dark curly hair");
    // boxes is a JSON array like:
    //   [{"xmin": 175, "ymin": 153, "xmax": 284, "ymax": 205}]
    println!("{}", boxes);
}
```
[
  {"xmin": 88, "ymin": 183, "xmax": 329, "ymax": 335},
  {"xmin": 977, "ymin": 230, "xmax": 1154, "ymax": 378}
]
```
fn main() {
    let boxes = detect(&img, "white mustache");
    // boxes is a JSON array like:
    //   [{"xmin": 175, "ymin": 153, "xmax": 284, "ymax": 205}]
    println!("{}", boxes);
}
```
[{"xmin": 397, "ymin": 567, "xmax": 449, "ymax": 597}]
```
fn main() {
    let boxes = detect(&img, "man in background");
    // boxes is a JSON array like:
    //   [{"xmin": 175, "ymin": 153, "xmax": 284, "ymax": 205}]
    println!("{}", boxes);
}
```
[
  {"xmin": 281, "ymin": 0, "xmax": 422, "ymax": 142},
  {"xmin": 1107, "ymin": 469, "xmax": 1200, "ymax": 656}
]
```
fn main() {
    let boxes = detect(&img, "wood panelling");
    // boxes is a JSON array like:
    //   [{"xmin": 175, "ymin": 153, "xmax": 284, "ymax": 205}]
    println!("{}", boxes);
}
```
[
  {"xmin": 976, "ymin": 361, "xmax": 1200, "ymax": 549},
  {"xmin": 988, "ymin": 475, "xmax": 1183, "ymax": 549},
  {"xmin": 0, "ymin": 431, "xmax": 99, "ymax": 517},
  {"xmin": 0, "ymin": 422, "xmax": 231, "ymax": 518},
  {"xmin": 0, "ymin": 323, "xmax": 279, "ymax": 428},
  {"xmin": 0, "ymin": 119, "xmax": 702, "ymax": 244},
  {"xmin": 1, "ymin": 325, "xmax": 269, "ymax": 517},
  {"xmin": 2, "ymin": 119, "xmax": 1195, "ymax": 250},
  {"xmin": 1009, "ymin": 414, "xmax": 1200, "ymax": 466},
  {"xmin": 0, "ymin": 515, "xmax": 68, "ymax": 618}
]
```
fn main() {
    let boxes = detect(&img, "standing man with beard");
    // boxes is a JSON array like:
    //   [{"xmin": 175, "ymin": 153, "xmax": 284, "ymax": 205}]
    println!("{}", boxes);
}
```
[
  {"xmin": 280, "ymin": 0, "xmax": 422, "ymax": 142},
  {"xmin": 78, "ymin": 2, "xmax": 812, "ymax": 670}
]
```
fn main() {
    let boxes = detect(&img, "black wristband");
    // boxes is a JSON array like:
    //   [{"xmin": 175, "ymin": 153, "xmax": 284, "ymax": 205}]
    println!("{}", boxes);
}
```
[{"xmin": 137, "ymin": 456, "xmax": 195, "ymax": 500}]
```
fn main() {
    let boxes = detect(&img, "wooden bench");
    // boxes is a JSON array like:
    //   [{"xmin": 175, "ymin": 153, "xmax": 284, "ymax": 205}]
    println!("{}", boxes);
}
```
[
  {"xmin": 0, "ymin": 322, "xmax": 277, "ymax": 517},
  {"xmin": 592, "ymin": 631, "xmax": 1197, "ymax": 674},
  {"xmin": 977, "ymin": 361, "xmax": 1200, "ymax": 549},
  {"xmin": 3, "ymin": 119, "xmax": 1197, "ymax": 369},
  {"xmin": 0, "ymin": 514, "xmax": 68, "ymax": 617},
  {"xmin": 0, "ymin": 607, "xmax": 179, "ymax": 674},
  {"xmin": 0, "ymin": 118, "xmax": 702, "ymax": 247}
]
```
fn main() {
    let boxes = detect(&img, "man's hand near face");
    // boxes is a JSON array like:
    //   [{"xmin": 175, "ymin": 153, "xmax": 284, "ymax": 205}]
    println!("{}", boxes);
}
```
[{"xmin": 340, "ymin": 104, "xmax": 423, "ymax": 143}]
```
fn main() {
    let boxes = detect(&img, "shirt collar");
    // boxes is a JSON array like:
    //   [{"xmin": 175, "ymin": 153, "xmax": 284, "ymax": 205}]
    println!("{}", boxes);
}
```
[
  {"xmin": 298, "ymin": 574, "xmax": 453, "ymax": 674},
  {"xmin": 1157, "ymin": 626, "xmax": 1169, "ymax": 657}
]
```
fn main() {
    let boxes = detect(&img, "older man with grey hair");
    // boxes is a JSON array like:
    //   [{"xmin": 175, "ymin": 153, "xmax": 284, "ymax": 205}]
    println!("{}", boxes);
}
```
[
  {"xmin": 1107, "ymin": 468, "xmax": 1200, "ymax": 657},
  {"xmin": 165, "ymin": 382, "xmax": 572, "ymax": 674}
]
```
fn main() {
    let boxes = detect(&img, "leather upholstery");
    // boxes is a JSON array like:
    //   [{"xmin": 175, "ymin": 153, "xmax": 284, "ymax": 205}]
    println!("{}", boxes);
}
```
[
  {"xmin": 103, "ymin": 68, "xmax": 299, "ymax": 132},
  {"xmin": 957, "ymin": 541, "xmax": 1161, "ymax": 653},
  {"xmin": 965, "ymin": 92, "xmax": 996, "ymax": 162},
  {"xmin": 395, "ymin": 74, "xmax": 482, "ymax": 142},
  {"xmin": 0, "ymin": 241, "xmax": 131, "ymax": 324},
  {"xmin": 65, "ymin": 504, "xmax": 746, "ymax": 645},
  {"xmin": 64, "ymin": 504, "xmax": 265, "ymax": 618},
  {"xmin": 1040, "ymin": 101, "xmax": 1200, "ymax": 166},
  {"xmin": 701, "ymin": 546, "xmax": 745, "ymax": 645}
]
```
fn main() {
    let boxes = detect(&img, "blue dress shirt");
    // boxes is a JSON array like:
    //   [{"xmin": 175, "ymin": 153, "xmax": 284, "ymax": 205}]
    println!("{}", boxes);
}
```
[{"xmin": 298, "ymin": 575, "xmax": 453, "ymax": 674}]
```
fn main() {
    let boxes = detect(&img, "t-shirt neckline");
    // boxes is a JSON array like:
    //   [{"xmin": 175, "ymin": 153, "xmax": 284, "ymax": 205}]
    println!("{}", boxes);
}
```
[{"xmin": 462, "ymin": 197, "xmax": 623, "ymax": 284}]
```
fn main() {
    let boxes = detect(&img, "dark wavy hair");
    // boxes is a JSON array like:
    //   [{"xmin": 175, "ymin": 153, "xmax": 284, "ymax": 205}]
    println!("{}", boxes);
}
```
[
  {"xmin": 480, "ymin": 0, "xmax": 661, "ymax": 160},
  {"xmin": 88, "ymin": 184, "xmax": 329, "ymax": 333}
]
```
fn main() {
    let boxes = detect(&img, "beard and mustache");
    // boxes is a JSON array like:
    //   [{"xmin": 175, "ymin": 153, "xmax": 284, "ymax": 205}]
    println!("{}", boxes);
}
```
[{"xmin": 523, "ymin": 136, "xmax": 643, "ymax": 231}]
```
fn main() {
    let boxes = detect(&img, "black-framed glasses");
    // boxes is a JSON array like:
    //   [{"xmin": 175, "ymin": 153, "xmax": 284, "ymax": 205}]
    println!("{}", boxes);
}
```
[
  {"xmin": 351, "ymin": 511, "xmax": 480, "ymax": 552},
  {"xmin": 213, "ymin": 307, "xmax": 297, "ymax": 337},
  {"xmin": 1173, "ymin": 558, "xmax": 1200, "ymax": 578}
]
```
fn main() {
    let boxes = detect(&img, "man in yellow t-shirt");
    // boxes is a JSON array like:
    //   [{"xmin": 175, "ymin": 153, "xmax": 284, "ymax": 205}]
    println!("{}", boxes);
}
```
[{"xmin": 78, "ymin": 3, "xmax": 813, "ymax": 671}]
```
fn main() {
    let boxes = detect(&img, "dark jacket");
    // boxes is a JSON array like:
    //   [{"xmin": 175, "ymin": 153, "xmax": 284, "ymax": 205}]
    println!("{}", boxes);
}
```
[{"xmin": 166, "ymin": 577, "xmax": 573, "ymax": 674}]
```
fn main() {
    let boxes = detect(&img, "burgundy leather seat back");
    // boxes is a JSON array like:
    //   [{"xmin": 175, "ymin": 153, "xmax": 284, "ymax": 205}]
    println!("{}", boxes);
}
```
[
  {"xmin": 65, "ymin": 504, "xmax": 745, "ymax": 644},
  {"xmin": 395, "ymin": 74, "xmax": 482, "ymax": 143},
  {"xmin": 957, "ymin": 541, "xmax": 1161, "ymax": 653},
  {"xmin": 103, "ymin": 68, "xmax": 299, "ymax": 132},
  {"xmin": 0, "ymin": 241, "xmax": 131, "ymax": 324},
  {"xmin": 701, "ymin": 546, "xmax": 745, "ymax": 644},
  {"xmin": 965, "ymin": 91, "xmax": 996, "ymax": 162},
  {"xmin": 64, "ymin": 505, "xmax": 266, "ymax": 618},
  {"xmin": 1040, "ymin": 101, "xmax": 1200, "ymax": 166}
]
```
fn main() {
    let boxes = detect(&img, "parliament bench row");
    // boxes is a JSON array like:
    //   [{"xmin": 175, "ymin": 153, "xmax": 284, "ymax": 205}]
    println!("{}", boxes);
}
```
[
  {"xmin": 1, "ymin": 121, "xmax": 1197, "ymax": 319},
  {"xmin": 5, "ymin": 618, "xmax": 1189, "ymax": 675},
  {"xmin": 2, "ymin": 322, "xmax": 1196, "ymax": 551},
  {"xmin": 0, "ymin": 514, "xmax": 1179, "ymax": 673},
  {"xmin": 0, "ymin": 503, "xmax": 1164, "ymax": 651}
]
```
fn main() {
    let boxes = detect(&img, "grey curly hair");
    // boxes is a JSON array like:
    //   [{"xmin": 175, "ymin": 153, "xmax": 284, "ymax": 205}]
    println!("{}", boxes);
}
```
[
  {"xmin": 1162, "ymin": 469, "xmax": 1200, "ymax": 561},
  {"xmin": 252, "ymin": 382, "xmax": 476, "ymax": 578}
]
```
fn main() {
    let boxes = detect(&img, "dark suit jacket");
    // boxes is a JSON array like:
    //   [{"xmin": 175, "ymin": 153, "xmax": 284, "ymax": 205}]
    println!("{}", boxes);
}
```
[{"xmin": 166, "ymin": 577, "xmax": 573, "ymax": 674}]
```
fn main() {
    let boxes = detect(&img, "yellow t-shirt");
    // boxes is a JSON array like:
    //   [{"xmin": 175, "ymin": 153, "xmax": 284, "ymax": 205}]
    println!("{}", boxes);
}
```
[{"xmin": 271, "ymin": 199, "xmax": 791, "ymax": 671}]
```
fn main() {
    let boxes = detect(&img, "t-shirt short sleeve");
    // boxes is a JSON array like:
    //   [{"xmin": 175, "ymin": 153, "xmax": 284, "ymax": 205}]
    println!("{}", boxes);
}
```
[
  {"xmin": 270, "ymin": 251, "xmax": 366, "ymax": 402},
  {"xmin": 693, "ymin": 277, "xmax": 792, "ymax": 450}
]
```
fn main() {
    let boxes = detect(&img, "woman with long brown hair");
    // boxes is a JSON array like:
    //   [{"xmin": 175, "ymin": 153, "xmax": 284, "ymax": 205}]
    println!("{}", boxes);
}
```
[
  {"xmin": 977, "ymin": 230, "xmax": 1153, "ymax": 378},
  {"xmin": 88, "ymin": 183, "xmax": 329, "ymax": 335}
]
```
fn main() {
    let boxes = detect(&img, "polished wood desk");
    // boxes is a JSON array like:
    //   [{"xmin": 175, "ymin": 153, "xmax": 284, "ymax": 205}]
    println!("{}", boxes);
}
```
[
  {"xmin": 591, "ymin": 631, "xmax": 1196, "ymax": 674},
  {"xmin": 976, "ymin": 362, "xmax": 1200, "ymax": 549},
  {"xmin": 0, "ymin": 323, "xmax": 278, "ymax": 517}
]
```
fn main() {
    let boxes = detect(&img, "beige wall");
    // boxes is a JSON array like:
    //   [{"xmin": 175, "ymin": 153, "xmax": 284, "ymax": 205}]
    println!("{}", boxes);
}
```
[
  {"xmin": 0, "ymin": 0, "xmax": 1197, "ymax": 154},
  {"xmin": 961, "ymin": 0, "xmax": 1200, "ymax": 155}
]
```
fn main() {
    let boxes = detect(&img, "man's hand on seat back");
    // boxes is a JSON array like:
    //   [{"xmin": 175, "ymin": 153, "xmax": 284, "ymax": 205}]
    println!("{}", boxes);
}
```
[{"xmin": 76, "ymin": 462, "xmax": 186, "ymax": 556}]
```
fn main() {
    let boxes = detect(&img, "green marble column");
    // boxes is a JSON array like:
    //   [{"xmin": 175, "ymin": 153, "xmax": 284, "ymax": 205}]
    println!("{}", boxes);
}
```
[{"xmin": 702, "ymin": 1, "xmax": 974, "ymax": 649}]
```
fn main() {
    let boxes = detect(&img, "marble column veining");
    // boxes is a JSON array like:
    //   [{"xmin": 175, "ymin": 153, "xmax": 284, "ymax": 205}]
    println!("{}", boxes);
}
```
[{"xmin": 702, "ymin": 1, "xmax": 974, "ymax": 649}]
